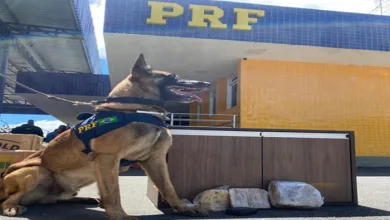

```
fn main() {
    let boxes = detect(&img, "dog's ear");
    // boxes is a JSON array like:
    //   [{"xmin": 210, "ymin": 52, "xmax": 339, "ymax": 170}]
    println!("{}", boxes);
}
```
[{"xmin": 131, "ymin": 53, "xmax": 153, "ymax": 79}]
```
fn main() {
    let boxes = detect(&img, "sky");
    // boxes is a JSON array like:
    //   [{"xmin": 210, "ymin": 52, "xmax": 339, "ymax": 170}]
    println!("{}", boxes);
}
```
[{"xmin": 0, "ymin": 0, "xmax": 386, "ymax": 135}]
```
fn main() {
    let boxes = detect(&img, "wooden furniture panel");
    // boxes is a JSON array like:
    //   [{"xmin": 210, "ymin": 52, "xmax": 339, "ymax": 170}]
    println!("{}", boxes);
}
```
[
  {"xmin": 167, "ymin": 135, "xmax": 262, "ymax": 201},
  {"xmin": 146, "ymin": 128, "xmax": 357, "ymax": 209},
  {"xmin": 262, "ymin": 137, "xmax": 353, "ymax": 204}
]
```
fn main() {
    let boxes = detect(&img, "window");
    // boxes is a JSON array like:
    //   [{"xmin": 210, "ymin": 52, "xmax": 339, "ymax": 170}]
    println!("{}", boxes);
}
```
[
  {"xmin": 227, "ymin": 74, "xmax": 238, "ymax": 109},
  {"xmin": 209, "ymin": 89, "xmax": 217, "ymax": 116}
]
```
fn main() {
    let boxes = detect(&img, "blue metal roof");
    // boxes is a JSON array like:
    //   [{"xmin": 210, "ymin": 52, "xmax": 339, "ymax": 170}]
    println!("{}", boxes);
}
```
[
  {"xmin": 1, "ymin": 0, "xmax": 102, "ymax": 74},
  {"xmin": 13, "ymin": 72, "xmax": 110, "ymax": 123},
  {"xmin": 15, "ymin": 72, "xmax": 110, "ymax": 97},
  {"xmin": 104, "ymin": 0, "xmax": 390, "ymax": 52},
  {"xmin": 73, "ymin": 0, "xmax": 102, "ymax": 75},
  {"xmin": 0, "ymin": 0, "xmax": 103, "ymax": 115}
]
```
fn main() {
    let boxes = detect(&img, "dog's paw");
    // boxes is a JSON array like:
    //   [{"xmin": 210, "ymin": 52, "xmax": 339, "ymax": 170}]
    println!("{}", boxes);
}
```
[
  {"xmin": 175, "ymin": 205, "xmax": 208, "ymax": 217},
  {"xmin": 3, "ymin": 205, "xmax": 27, "ymax": 216}
]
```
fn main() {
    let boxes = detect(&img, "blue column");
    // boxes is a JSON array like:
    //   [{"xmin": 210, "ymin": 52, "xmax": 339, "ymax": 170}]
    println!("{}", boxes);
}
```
[{"xmin": 0, "ymin": 23, "xmax": 10, "ymax": 115}]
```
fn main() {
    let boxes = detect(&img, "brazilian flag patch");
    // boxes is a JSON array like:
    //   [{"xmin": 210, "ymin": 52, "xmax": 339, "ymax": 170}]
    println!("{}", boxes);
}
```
[{"xmin": 98, "ymin": 116, "xmax": 119, "ymax": 126}]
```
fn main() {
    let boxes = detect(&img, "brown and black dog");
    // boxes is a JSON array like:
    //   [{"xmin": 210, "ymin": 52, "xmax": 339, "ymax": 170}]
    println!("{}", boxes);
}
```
[{"xmin": 0, "ymin": 54, "xmax": 210, "ymax": 220}]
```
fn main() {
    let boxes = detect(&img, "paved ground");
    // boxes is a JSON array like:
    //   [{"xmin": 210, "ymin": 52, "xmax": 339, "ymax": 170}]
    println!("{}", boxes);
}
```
[{"xmin": 1, "ymin": 168, "xmax": 390, "ymax": 220}]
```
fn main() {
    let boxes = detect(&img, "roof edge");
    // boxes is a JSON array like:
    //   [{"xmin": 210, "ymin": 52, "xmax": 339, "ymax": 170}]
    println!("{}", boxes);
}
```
[{"xmin": 71, "ymin": 0, "xmax": 102, "ymax": 74}]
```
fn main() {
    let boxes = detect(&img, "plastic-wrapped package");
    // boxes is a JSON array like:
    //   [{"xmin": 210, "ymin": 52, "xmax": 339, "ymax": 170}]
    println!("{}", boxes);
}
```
[
  {"xmin": 268, "ymin": 181, "xmax": 324, "ymax": 209},
  {"xmin": 193, "ymin": 185, "xmax": 230, "ymax": 211},
  {"xmin": 229, "ymin": 188, "xmax": 271, "ymax": 209}
]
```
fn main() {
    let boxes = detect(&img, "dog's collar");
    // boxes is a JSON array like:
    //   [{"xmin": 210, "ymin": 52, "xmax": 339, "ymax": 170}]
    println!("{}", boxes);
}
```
[{"xmin": 95, "ymin": 97, "xmax": 165, "ymax": 108}]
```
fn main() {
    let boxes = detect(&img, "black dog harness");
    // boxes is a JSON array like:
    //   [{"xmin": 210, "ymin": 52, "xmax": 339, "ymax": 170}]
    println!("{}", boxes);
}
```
[{"xmin": 72, "ymin": 110, "xmax": 168, "ymax": 167}]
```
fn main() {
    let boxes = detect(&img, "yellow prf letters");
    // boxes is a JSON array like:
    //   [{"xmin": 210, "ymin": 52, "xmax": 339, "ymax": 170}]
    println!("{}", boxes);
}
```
[
  {"xmin": 146, "ymin": 1, "xmax": 265, "ymax": 31},
  {"xmin": 233, "ymin": 8, "xmax": 265, "ymax": 31},
  {"xmin": 78, "ymin": 121, "xmax": 98, "ymax": 134},
  {"xmin": 188, "ymin": 4, "xmax": 227, "ymax": 29},
  {"xmin": 146, "ymin": 1, "xmax": 184, "ymax": 25}
]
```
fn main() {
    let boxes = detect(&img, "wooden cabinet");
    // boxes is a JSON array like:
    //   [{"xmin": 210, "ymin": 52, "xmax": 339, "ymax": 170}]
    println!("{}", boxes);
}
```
[
  {"xmin": 146, "ymin": 128, "xmax": 357, "ymax": 209},
  {"xmin": 261, "ymin": 132, "xmax": 356, "ymax": 204}
]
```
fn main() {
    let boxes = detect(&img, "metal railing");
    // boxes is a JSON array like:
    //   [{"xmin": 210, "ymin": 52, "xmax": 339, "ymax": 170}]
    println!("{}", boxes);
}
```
[{"xmin": 167, "ymin": 113, "xmax": 239, "ymax": 128}]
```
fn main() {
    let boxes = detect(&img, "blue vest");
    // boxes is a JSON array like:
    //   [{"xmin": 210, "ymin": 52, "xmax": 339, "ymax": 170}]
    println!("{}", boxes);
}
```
[{"xmin": 72, "ymin": 111, "xmax": 168, "ymax": 166}]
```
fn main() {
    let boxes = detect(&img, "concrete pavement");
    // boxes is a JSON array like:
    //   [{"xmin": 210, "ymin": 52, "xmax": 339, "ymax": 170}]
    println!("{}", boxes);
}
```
[{"xmin": 1, "ymin": 168, "xmax": 390, "ymax": 220}]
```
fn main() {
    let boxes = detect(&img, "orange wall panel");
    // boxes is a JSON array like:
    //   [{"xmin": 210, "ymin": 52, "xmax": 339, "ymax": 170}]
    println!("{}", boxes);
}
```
[{"xmin": 239, "ymin": 59, "xmax": 390, "ymax": 157}]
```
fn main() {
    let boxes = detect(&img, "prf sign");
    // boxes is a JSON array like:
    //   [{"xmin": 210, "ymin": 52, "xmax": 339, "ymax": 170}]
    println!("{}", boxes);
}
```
[{"xmin": 146, "ymin": 1, "xmax": 265, "ymax": 31}]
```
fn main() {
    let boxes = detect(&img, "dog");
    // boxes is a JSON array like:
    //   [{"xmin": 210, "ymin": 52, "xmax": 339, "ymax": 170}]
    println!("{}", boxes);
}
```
[{"xmin": 0, "ymin": 53, "xmax": 210, "ymax": 220}]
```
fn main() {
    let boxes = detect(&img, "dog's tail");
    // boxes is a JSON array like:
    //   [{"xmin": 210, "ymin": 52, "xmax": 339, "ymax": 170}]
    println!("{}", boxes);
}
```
[
  {"xmin": 0, "ymin": 171, "xmax": 8, "ymax": 202},
  {"xmin": 2, "ymin": 150, "xmax": 43, "ymax": 178},
  {"xmin": 0, "ymin": 150, "xmax": 43, "ymax": 203}
]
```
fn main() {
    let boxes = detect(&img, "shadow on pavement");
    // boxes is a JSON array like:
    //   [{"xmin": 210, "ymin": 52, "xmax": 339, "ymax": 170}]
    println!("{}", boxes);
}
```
[
  {"xmin": 19, "ymin": 204, "xmax": 390, "ymax": 220},
  {"xmin": 16, "ymin": 204, "xmax": 107, "ymax": 220},
  {"xmin": 357, "ymin": 167, "xmax": 390, "ymax": 176},
  {"xmin": 138, "ymin": 205, "xmax": 390, "ymax": 219},
  {"xmin": 119, "ymin": 168, "xmax": 146, "ymax": 177}
]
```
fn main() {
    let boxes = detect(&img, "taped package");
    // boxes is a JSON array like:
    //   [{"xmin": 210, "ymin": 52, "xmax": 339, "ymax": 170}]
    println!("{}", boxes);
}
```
[
  {"xmin": 229, "ymin": 188, "xmax": 271, "ymax": 209},
  {"xmin": 268, "ymin": 180, "xmax": 324, "ymax": 209}
]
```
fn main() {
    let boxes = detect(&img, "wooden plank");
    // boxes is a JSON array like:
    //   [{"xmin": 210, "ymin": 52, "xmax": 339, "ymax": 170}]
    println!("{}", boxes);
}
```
[{"xmin": 167, "ymin": 135, "xmax": 263, "ymax": 201}]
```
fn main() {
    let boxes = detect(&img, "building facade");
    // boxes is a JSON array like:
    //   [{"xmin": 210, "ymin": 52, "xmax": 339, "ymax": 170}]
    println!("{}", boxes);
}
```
[{"xmin": 103, "ymin": 0, "xmax": 390, "ymax": 166}]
